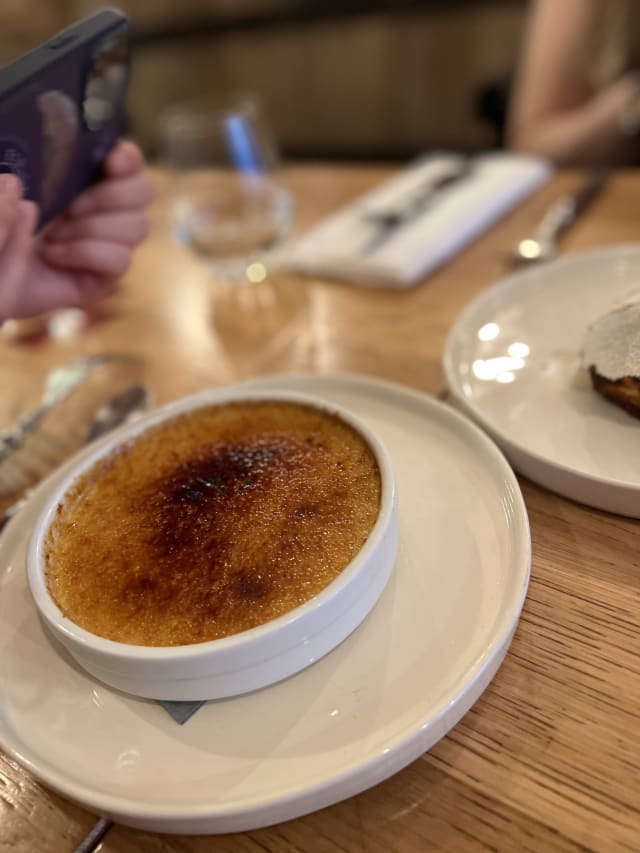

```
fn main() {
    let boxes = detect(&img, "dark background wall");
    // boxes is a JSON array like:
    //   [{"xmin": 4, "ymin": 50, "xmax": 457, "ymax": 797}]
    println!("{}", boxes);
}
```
[{"xmin": 0, "ymin": 0, "xmax": 526, "ymax": 160}]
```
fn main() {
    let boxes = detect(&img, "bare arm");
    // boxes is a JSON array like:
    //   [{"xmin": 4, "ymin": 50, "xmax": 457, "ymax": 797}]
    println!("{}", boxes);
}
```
[{"xmin": 507, "ymin": 0, "xmax": 640, "ymax": 165}]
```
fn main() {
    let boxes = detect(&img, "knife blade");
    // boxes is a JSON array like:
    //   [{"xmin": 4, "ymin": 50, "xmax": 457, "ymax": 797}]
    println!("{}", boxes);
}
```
[
  {"xmin": 0, "ymin": 353, "xmax": 135, "ymax": 465},
  {"xmin": 361, "ymin": 160, "xmax": 474, "ymax": 255},
  {"xmin": 0, "ymin": 384, "xmax": 149, "ymax": 533}
]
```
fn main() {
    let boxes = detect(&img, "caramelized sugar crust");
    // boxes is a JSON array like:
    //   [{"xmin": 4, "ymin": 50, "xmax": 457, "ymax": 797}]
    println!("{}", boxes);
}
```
[{"xmin": 45, "ymin": 401, "xmax": 382, "ymax": 646}]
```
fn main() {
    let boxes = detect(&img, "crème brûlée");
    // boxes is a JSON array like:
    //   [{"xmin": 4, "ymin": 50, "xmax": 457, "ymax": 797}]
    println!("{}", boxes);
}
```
[{"xmin": 44, "ymin": 400, "xmax": 382, "ymax": 647}]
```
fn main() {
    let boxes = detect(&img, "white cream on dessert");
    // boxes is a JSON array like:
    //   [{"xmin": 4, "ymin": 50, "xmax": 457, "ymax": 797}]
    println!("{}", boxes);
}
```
[{"xmin": 583, "ymin": 301, "xmax": 640, "ymax": 380}]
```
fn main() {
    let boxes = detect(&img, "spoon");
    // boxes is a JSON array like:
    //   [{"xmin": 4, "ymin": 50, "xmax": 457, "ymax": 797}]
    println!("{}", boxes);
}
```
[
  {"xmin": 509, "ymin": 170, "xmax": 608, "ymax": 266},
  {"xmin": 0, "ymin": 383, "xmax": 149, "ymax": 533}
]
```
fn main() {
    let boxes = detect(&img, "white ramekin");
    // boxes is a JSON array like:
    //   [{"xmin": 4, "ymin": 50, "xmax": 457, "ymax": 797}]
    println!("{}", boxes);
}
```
[{"xmin": 27, "ymin": 387, "xmax": 398, "ymax": 701}]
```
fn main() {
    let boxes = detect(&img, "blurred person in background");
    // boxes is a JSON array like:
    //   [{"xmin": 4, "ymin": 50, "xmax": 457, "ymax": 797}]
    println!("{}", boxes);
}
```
[
  {"xmin": 507, "ymin": 0, "xmax": 640, "ymax": 166},
  {"xmin": 0, "ymin": 140, "xmax": 154, "ymax": 323}
]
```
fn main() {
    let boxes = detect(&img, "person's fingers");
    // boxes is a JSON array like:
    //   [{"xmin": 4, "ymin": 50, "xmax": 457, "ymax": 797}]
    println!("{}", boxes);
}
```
[
  {"xmin": 69, "ymin": 172, "xmax": 156, "ymax": 216},
  {"xmin": 0, "ymin": 173, "xmax": 22, "ymax": 248},
  {"xmin": 103, "ymin": 140, "xmax": 145, "ymax": 179},
  {"xmin": 0, "ymin": 200, "xmax": 38, "ymax": 320},
  {"xmin": 69, "ymin": 272, "xmax": 120, "ymax": 302},
  {"xmin": 40, "ymin": 239, "xmax": 132, "ymax": 279},
  {"xmin": 44, "ymin": 211, "xmax": 150, "ymax": 247},
  {"xmin": 10, "ymin": 253, "xmax": 120, "ymax": 318},
  {"xmin": 0, "ymin": 173, "xmax": 21, "ymax": 198}
]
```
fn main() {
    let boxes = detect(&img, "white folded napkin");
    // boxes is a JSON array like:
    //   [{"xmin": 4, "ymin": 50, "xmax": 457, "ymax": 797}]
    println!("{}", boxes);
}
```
[{"xmin": 283, "ymin": 151, "xmax": 552, "ymax": 288}]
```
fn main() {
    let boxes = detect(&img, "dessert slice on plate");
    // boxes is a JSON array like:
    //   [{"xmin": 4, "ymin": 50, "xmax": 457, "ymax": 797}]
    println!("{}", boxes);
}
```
[{"xmin": 584, "ymin": 301, "xmax": 640, "ymax": 419}]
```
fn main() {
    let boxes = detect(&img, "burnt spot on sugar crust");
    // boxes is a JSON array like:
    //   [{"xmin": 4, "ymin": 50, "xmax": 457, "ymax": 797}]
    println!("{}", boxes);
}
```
[{"xmin": 144, "ymin": 438, "xmax": 309, "ymax": 557}]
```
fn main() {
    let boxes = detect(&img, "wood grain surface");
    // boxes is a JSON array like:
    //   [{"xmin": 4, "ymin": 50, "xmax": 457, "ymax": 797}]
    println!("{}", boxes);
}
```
[{"xmin": 0, "ymin": 166, "xmax": 638, "ymax": 853}]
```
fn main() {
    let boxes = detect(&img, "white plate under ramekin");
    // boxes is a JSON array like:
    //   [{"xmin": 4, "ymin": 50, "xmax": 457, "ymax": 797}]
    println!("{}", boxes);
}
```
[
  {"xmin": 0, "ymin": 373, "xmax": 530, "ymax": 834},
  {"xmin": 444, "ymin": 245, "xmax": 640, "ymax": 518},
  {"xmin": 26, "ymin": 386, "xmax": 399, "ymax": 701}
]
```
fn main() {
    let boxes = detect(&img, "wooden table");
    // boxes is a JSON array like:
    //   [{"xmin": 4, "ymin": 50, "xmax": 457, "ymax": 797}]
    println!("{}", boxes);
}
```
[{"xmin": 0, "ymin": 166, "xmax": 639, "ymax": 852}]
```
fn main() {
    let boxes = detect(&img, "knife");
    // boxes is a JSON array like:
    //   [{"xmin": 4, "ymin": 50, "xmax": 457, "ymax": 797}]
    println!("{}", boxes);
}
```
[
  {"xmin": 361, "ymin": 160, "xmax": 474, "ymax": 255},
  {"xmin": 0, "ymin": 384, "xmax": 149, "ymax": 533},
  {"xmin": 0, "ymin": 353, "xmax": 135, "ymax": 465}
]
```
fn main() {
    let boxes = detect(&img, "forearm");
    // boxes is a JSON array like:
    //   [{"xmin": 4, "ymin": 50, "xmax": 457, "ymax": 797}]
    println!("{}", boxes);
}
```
[{"xmin": 507, "ymin": 73, "xmax": 640, "ymax": 166}]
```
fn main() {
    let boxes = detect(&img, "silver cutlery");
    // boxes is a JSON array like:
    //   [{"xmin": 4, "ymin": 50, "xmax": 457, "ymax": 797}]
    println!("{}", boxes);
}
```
[
  {"xmin": 3, "ymin": 384, "xmax": 149, "ymax": 851},
  {"xmin": 0, "ymin": 353, "xmax": 134, "ymax": 464},
  {"xmin": 0, "ymin": 383, "xmax": 149, "ymax": 533},
  {"xmin": 361, "ymin": 160, "xmax": 473, "ymax": 255},
  {"xmin": 72, "ymin": 816, "xmax": 113, "ymax": 853},
  {"xmin": 509, "ymin": 169, "xmax": 608, "ymax": 266},
  {"xmin": 84, "ymin": 382, "xmax": 149, "ymax": 441}
]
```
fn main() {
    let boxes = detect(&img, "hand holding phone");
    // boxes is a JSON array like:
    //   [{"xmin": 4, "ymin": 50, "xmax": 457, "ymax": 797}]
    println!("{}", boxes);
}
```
[
  {"xmin": 0, "ymin": 10, "xmax": 129, "ymax": 230},
  {"xmin": 0, "ymin": 139, "xmax": 154, "ymax": 323}
]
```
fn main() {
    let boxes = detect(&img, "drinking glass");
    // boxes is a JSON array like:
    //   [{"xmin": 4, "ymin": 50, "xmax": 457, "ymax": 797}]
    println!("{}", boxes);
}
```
[{"xmin": 157, "ymin": 94, "xmax": 293, "ymax": 282}]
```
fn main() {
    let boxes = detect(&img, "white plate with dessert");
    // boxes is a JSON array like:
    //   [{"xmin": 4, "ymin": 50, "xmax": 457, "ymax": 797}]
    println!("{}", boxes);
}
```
[
  {"xmin": 444, "ymin": 244, "xmax": 640, "ymax": 517},
  {"xmin": 0, "ymin": 373, "xmax": 530, "ymax": 834}
]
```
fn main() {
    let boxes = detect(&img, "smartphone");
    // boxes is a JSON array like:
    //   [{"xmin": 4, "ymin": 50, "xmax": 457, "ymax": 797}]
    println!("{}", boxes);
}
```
[{"xmin": 0, "ymin": 9, "xmax": 129, "ymax": 229}]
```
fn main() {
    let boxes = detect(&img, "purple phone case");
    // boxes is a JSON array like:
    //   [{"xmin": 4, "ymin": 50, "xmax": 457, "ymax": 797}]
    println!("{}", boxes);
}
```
[{"xmin": 0, "ymin": 10, "xmax": 129, "ymax": 229}]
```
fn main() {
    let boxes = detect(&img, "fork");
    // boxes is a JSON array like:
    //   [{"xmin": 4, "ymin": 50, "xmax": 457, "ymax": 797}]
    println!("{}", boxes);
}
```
[{"xmin": 0, "ymin": 353, "xmax": 133, "ymax": 464}]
